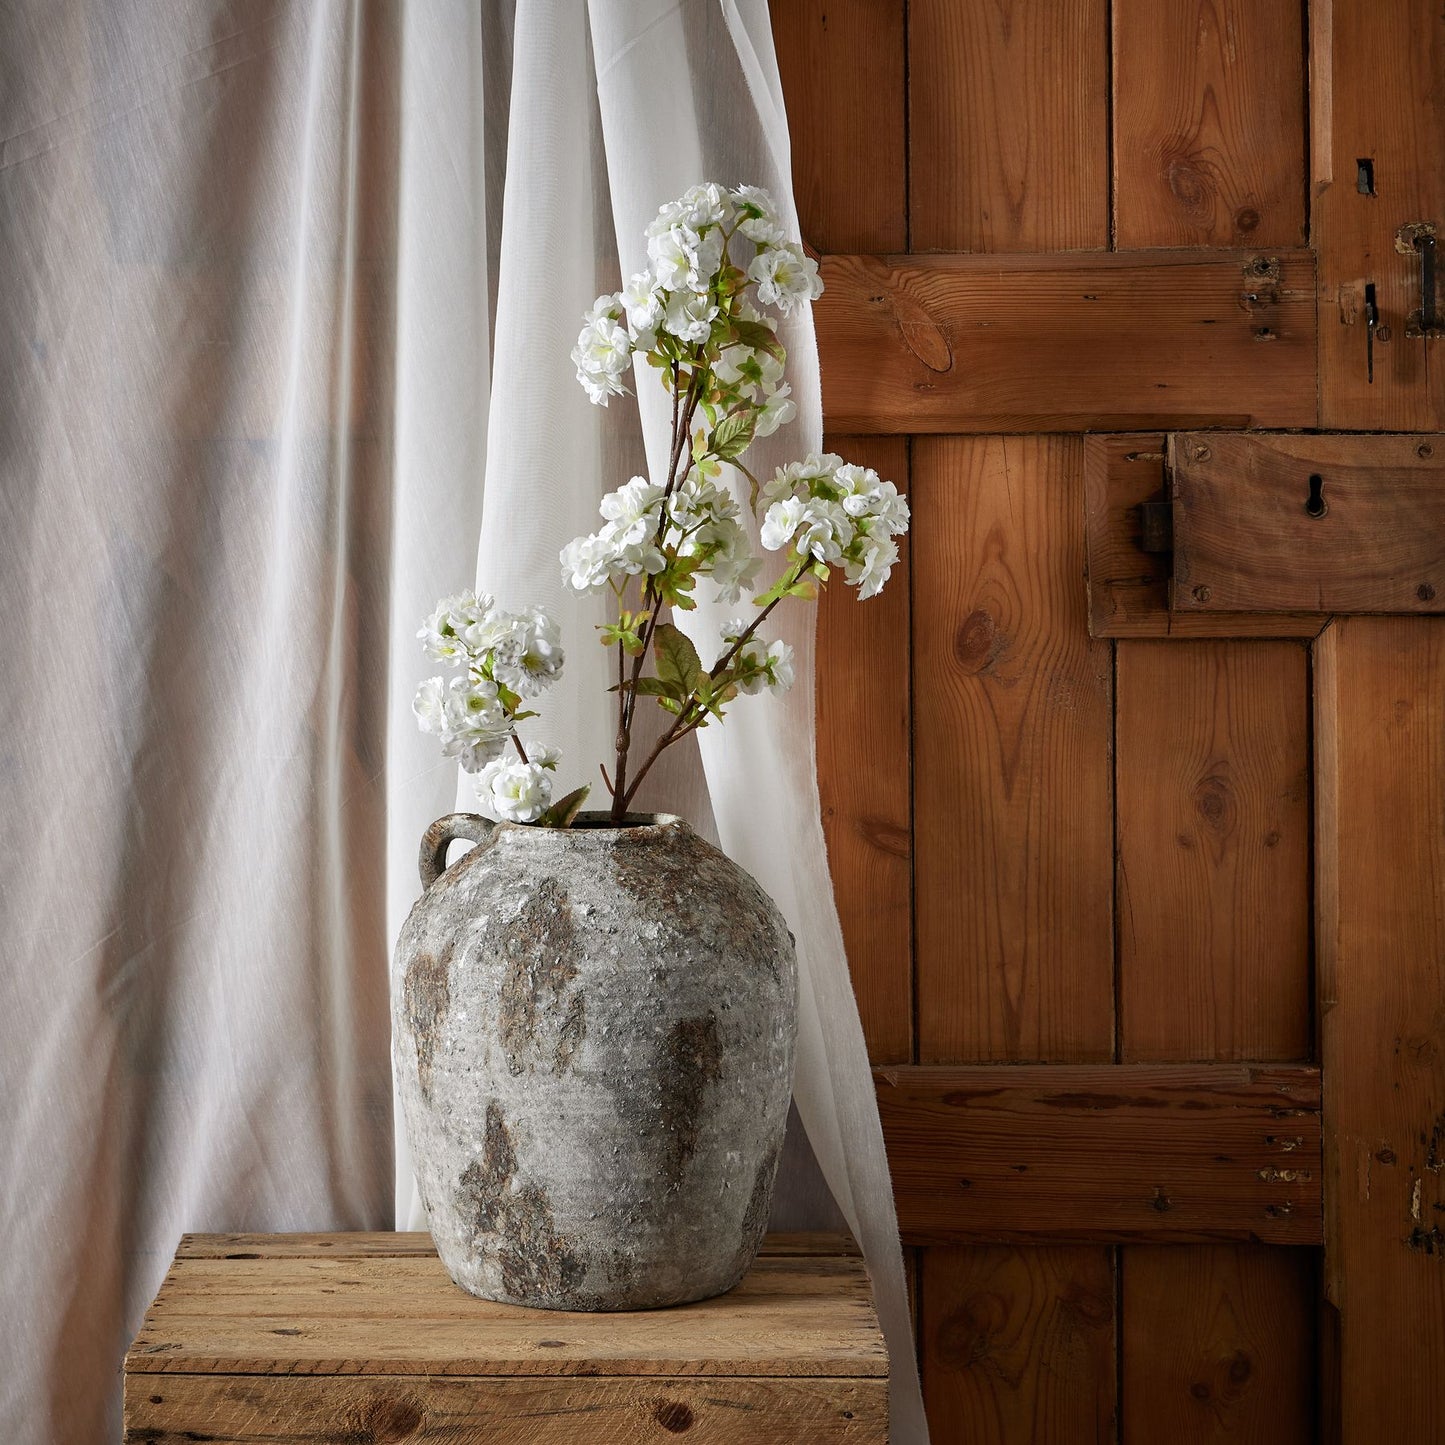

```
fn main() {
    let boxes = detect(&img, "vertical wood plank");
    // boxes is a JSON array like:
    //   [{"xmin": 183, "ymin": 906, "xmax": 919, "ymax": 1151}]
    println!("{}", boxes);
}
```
[
  {"xmin": 816, "ymin": 434, "xmax": 911, "ymax": 1064},
  {"xmin": 909, "ymin": 0, "xmax": 1110, "ymax": 252},
  {"xmin": 771, "ymin": 1, "xmax": 907, "ymax": 253},
  {"xmin": 1113, "ymin": 0, "xmax": 1307, "ymax": 248},
  {"xmin": 913, "ymin": 436, "xmax": 1114, "ymax": 1063},
  {"xmin": 1314, "ymin": 0, "xmax": 1445, "ymax": 428},
  {"xmin": 921, "ymin": 1246, "xmax": 1117, "ymax": 1444},
  {"xmin": 1121, "ymin": 1246, "xmax": 1316, "ymax": 1444},
  {"xmin": 1316, "ymin": 618, "xmax": 1445, "ymax": 1439},
  {"xmin": 1116, "ymin": 641, "xmax": 1312, "ymax": 1062}
]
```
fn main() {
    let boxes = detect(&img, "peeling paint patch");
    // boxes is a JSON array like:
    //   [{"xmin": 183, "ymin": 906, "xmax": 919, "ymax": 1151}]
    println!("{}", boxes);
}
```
[
  {"xmin": 661, "ymin": 1013, "xmax": 723, "ymax": 1180},
  {"xmin": 403, "ymin": 949, "xmax": 451, "ymax": 1103},
  {"xmin": 458, "ymin": 1101, "xmax": 584, "ymax": 1303},
  {"xmin": 498, "ymin": 878, "xmax": 585, "ymax": 1077}
]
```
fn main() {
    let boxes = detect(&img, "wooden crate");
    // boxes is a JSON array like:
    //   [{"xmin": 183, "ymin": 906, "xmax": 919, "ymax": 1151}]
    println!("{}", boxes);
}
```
[{"xmin": 124, "ymin": 1231, "xmax": 888, "ymax": 1444}]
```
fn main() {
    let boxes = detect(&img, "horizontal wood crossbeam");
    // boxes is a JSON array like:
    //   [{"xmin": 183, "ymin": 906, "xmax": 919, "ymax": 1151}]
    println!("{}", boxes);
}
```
[
  {"xmin": 814, "ymin": 250, "xmax": 1318, "ymax": 434},
  {"xmin": 875, "ymin": 1063, "xmax": 1322, "ymax": 1245}
]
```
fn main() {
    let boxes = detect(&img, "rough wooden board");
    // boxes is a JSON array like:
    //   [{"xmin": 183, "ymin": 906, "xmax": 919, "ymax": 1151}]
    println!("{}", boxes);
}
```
[
  {"xmin": 814, "ymin": 250, "xmax": 1318, "ymax": 434},
  {"xmin": 770, "ymin": 0, "xmax": 906, "ymax": 254},
  {"xmin": 1116, "ymin": 640, "xmax": 1312, "ymax": 1062},
  {"xmin": 920, "ymin": 1246, "xmax": 1117, "ymax": 1445},
  {"xmin": 1171, "ymin": 431, "xmax": 1445, "ymax": 614},
  {"xmin": 816, "ymin": 434, "xmax": 912, "ymax": 1064},
  {"xmin": 1315, "ymin": 617, "xmax": 1445, "ymax": 1437},
  {"xmin": 876, "ymin": 1064, "xmax": 1322, "ymax": 1245},
  {"xmin": 123, "ymin": 1373, "xmax": 888, "ymax": 1444},
  {"xmin": 1120, "ymin": 1245, "xmax": 1317, "ymax": 1443},
  {"xmin": 1313, "ymin": 0, "xmax": 1445, "ymax": 430},
  {"xmin": 175, "ymin": 1232, "xmax": 861, "ymax": 1260},
  {"xmin": 127, "ymin": 1252, "xmax": 887, "ymax": 1378},
  {"xmin": 912, "ymin": 436, "xmax": 1114, "ymax": 1063},
  {"xmin": 908, "ymin": 0, "xmax": 1109, "ymax": 252},
  {"xmin": 1082, "ymin": 434, "xmax": 1327, "ymax": 638},
  {"xmin": 1113, "ymin": 0, "xmax": 1307, "ymax": 248}
]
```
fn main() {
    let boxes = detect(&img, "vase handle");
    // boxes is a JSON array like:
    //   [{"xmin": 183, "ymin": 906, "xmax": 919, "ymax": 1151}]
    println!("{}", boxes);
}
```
[{"xmin": 419, "ymin": 813, "xmax": 497, "ymax": 891}]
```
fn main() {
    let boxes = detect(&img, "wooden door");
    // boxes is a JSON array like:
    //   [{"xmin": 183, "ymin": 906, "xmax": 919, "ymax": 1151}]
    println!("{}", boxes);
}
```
[{"xmin": 773, "ymin": 2, "xmax": 1445, "ymax": 1440}]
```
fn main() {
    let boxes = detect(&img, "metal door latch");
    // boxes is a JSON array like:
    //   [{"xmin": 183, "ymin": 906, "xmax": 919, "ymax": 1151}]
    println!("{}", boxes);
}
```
[
  {"xmin": 1398, "ymin": 222, "xmax": 1444, "ymax": 338},
  {"xmin": 1137, "ymin": 490, "xmax": 1173, "ymax": 554}
]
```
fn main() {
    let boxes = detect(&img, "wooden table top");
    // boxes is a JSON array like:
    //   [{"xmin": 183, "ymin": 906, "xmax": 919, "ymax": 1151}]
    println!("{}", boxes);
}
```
[{"xmin": 127, "ymin": 1231, "xmax": 887, "ymax": 1382}]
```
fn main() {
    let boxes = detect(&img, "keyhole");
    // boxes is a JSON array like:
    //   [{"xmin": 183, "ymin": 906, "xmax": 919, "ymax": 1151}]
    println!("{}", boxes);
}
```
[{"xmin": 1304, "ymin": 474, "xmax": 1327, "ymax": 518}]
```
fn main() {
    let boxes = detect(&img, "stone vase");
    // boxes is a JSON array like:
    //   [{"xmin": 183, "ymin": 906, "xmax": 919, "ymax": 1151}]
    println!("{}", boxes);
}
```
[{"xmin": 393, "ymin": 810, "xmax": 798, "ymax": 1311}]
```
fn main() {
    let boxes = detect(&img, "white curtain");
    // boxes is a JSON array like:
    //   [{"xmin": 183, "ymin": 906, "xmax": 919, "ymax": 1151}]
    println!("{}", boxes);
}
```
[{"xmin": 0, "ymin": 4, "xmax": 926, "ymax": 1441}]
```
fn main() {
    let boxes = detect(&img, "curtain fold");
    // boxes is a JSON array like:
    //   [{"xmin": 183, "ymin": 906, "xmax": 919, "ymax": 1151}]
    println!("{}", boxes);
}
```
[{"xmin": 0, "ymin": 3, "xmax": 926, "ymax": 1439}]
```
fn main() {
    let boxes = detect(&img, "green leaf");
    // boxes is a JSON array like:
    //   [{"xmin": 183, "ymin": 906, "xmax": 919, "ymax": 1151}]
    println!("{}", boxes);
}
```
[
  {"xmin": 652, "ymin": 622, "xmax": 704, "ymax": 697},
  {"xmin": 536, "ymin": 784, "xmax": 591, "ymax": 829},
  {"xmin": 732, "ymin": 318, "xmax": 786, "ymax": 361},
  {"xmin": 710, "ymin": 409, "xmax": 757, "ymax": 461},
  {"xmin": 631, "ymin": 676, "xmax": 678, "ymax": 698}
]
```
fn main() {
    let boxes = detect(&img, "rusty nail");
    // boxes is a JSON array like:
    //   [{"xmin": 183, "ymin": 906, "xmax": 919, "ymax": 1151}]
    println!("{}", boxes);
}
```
[
  {"xmin": 1193, "ymin": 444, "xmax": 1212, "ymax": 462},
  {"xmin": 1377, "ymin": 324, "xmax": 1393, "ymax": 342},
  {"xmin": 1192, "ymin": 584, "xmax": 1212, "ymax": 603},
  {"xmin": 1418, "ymin": 442, "xmax": 1434, "ymax": 458},
  {"xmin": 1419, "ymin": 583, "xmax": 1437, "ymax": 602}
]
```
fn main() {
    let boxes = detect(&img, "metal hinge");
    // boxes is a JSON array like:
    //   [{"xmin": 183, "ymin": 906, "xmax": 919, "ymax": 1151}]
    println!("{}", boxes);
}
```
[{"xmin": 1398, "ymin": 222, "xmax": 1445, "ymax": 338}]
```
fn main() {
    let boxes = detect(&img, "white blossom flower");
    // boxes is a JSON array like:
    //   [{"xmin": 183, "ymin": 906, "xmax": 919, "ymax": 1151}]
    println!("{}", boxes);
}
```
[
  {"xmin": 414, "ymin": 674, "xmax": 512, "ymax": 772},
  {"xmin": 528, "ymin": 744, "xmax": 562, "ymax": 771},
  {"xmin": 559, "ymin": 531, "xmax": 617, "ymax": 592},
  {"xmin": 417, "ymin": 590, "xmax": 494, "ymax": 665},
  {"xmin": 754, "ymin": 381, "xmax": 796, "ymax": 438},
  {"xmin": 599, "ymin": 477, "xmax": 665, "ymax": 546},
  {"xmin": 748, "ymin": 243, "xmax": 823, "ymax": 314},
  {"xmin": 759, "ymin": 495, "xmax": 808, "ymax": 552},
  {"xmin": 572, "ymin": 295, "xmax": 632, "ymax": 406},
  {"xmin": 732, "ymin": 184, "xmax": 788, "ymax": 247},
  {"xmin": 719, "ymin": 621, "xmax": 794, "ymax": 696},
  {"xmin": 475, "ymin": 756, "xmax": 554, "ymax": 823},
  {"xmin": 651, "ymin": 183, "xmax": 731, "ymax": 236},
  {"xmin": 844, "ymin": 533, "xmax": 901, "ymax": 600},
  {"xmin": 621, "ymin": 271, "xmax": 664, "ymax": 350},
  {"xmin": 487, "ymin": 608, "xmax": 566, "ymax": 697},
  {"xmin": 760, "ymin": 453, "xmax": 844, "ymax": 509},
  {"xmin": 764, "ymin": 638, "xmax": 795, "ymax": 693},
  {"xmin": 661, "ymin": 287, "xmax": 718, "ymax": 345}
]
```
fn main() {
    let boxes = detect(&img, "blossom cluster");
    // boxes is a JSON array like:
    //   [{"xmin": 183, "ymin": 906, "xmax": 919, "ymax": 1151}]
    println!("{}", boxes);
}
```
[
  {"xmin": 758, "ymin": 454, "xmax": 910, "ymax": 600},
  {"xmin": 560, "ymin": 472, "xmax": 759, "ymax": 607},
  {"xmin": 720, "ymin": 619, "xmax": 794, "ymax": 697},
  {"xmin": 412, "ymin": 590, "xmax": 565, "ymax": 821},
  {"xmin": 571, "ymin": 182, "xmax": 820, "ymax": 437}
]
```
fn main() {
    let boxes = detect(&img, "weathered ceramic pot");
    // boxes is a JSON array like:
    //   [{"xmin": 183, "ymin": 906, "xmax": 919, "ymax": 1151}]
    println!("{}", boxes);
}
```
[{"xmin": 393, "ymin": 810, "xmax": 797, "ymax": 1311}]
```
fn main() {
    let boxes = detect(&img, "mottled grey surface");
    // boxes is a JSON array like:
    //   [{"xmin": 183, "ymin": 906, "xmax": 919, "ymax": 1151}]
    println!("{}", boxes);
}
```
[{"xmin": 393, "ymin": 812, "xmax": 798, "ymax": 1310}]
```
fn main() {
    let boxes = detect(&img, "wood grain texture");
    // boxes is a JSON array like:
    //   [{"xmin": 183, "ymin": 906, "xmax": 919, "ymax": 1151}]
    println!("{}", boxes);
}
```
[
  {"xmin": 909, "ymin": 0, "xmax": 1109, "ymax": 252},
  {"xmin": 920, "ymin": 1246, "xmax": 1117, "ymax": 1444},
  {"xmin": 127, "ymin": 1252, "xmax": 887, "ymax": 1379},
  {"xmin": 814, "ymin": 251, "xmax": 1318, "ymax": 434},
  {"xmin": 1314, "ymin": 0, "xmax": 1445, "ymax": 429},
  {"xmin": 174, "ymin": 1232, "xmax": 861, "ymax": 1260},
  {"xmin": 1120, "ymin": 1245, "xmax": 1316, "ymax": 1443},
  {"xmin": 912, "ymin": 436, "xmax": 1113, "ymax": 1062},
  {"xmin": 1116, "ymin": 640, "xmax": 1312, "ymax": 1062},
  {"xmin": 1082, "ymin": 434, "xmax": 1326, "ymax": 638},
  {"xmin": 1171, "ymin": 431, "xmax": 1445, "ymax": 614},
  {"xmin": 1315, "ymin": 618, "xmax": 1445, "ymax": 1438},
  {"xmin": 770, "ymin": 0, "xmax": 906, "ymax": 253},
  {"xmin": 1113, "ymin": 0, "xmax": 1307, "ymax": 247},
  {"xmin": 877, "ymin": 1064, "xmax": 1322, "ymax": 1245},
  {"xmin": 816, "ymin": 434, "xmax": 911, "ymax": 1063},
  {"xmin": 125, "ymin": 1374, "xmax": 886, "ymax": 1444}
]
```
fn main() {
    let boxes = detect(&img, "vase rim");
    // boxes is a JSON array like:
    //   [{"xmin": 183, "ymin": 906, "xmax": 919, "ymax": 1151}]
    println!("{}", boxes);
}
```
[{"xmin": 499, "ymin": 810, "xmax": 687, "ymax": 837}]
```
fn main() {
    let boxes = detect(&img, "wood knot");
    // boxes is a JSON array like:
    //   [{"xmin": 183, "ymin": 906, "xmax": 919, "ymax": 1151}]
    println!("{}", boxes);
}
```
[
  {"xmin": 954, "ymin": 608, "xmax": 1005, "ymax": 674},
  {"xmin": 653, "ymin": 1400, "xmax": 696, "ymax": 1432},
  {"xmin": 357, "ymin": 1395, "xmax": 425, "ymax": 1442}
]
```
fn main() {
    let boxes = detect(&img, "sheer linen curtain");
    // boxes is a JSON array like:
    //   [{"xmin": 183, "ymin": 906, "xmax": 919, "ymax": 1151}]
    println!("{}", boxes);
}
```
[{"xmin": 0, "ymin": 3, "xmax": 926, "ymax": 1441}]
